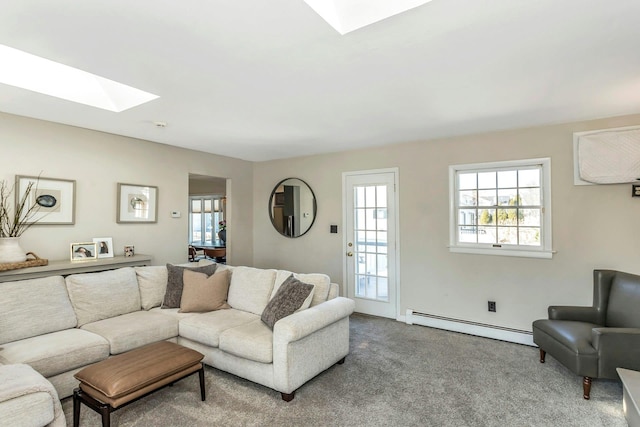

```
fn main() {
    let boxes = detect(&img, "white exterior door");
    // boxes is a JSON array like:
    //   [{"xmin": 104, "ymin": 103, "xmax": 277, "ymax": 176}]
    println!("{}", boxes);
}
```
[{"xmin": 344, "ymin": 169, "xmax": 398, "ymax": 319}]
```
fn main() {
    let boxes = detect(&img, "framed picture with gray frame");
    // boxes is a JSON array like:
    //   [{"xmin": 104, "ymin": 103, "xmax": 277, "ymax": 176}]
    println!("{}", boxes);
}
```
[
  {"xmin": 15, "ymin": 175, "xmax": 76, "ymax": 225},
  {"xmin": 117, "ymin": 183, "xmax": 158, "ymax": 223}
]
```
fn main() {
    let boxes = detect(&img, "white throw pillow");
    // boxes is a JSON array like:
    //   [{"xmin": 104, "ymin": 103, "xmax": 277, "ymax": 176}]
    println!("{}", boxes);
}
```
[
  {"xmin": 227, "ymin": 266, "xmax": 277, "ymax": 315},
  {"xmin": 272, "ymin": 270, "xmax": 330, "ymax": 306}
]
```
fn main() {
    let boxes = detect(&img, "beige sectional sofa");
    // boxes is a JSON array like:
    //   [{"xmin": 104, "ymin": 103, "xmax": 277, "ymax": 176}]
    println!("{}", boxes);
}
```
[{"xmin": 0, "ymin": 262, "xmax": 354, "ymax": 426}]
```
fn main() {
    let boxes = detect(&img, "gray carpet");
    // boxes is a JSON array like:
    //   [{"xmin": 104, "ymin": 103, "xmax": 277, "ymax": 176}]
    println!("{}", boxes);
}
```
[{"xmin": 62, "ymin": 314, "xmax": 626, "ymax": 426}]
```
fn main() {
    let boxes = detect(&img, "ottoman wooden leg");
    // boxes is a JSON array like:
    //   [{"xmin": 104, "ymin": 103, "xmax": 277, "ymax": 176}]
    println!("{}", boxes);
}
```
[
  {"xmin": 75, "ymin": 387, "xmax": 113, "ymax": 427},
  {"xmin": 100, "ymin": 404, "xmax": 111, "ymax": 427},
  {"xmin": 73, "ymin": 388, "xmax": 81, "ymax": 427},
  {"xmin": 199, "ymin": 367, "xmax": 206, "ymax": 401}
]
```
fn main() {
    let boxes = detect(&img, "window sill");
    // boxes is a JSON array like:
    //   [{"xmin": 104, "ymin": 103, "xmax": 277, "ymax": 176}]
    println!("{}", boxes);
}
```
[{"xmin": 449, "ymin": 246, "xmax": 554, "ymax": 259}]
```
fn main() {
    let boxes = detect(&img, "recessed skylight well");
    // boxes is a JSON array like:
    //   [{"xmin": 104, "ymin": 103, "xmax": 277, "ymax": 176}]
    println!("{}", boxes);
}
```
[
  {"xmin": 304, "ymin": 0, "xmax": 433, "ymax": 35},
  {"xmin": 0, "ymin": 44, "xmax": 159, "ymax": 112}
]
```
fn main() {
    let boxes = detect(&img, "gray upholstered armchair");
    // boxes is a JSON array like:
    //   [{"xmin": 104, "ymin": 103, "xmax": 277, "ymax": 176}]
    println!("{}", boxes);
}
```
[{"xmin": 532, "ymin": 269, "xmax": 640, "ymax": 399}]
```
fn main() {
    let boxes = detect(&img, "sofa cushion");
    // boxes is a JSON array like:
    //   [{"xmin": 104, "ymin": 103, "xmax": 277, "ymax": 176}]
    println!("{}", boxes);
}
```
[
  {"xmin": 66, "ymin": 268, "xmax": 141, "ymax": 327},
  {"xmin": 180, "ymin": 269, "xmax": 231, "ymax": 313},
  {"xmin": 261, "ymin": 275, "xmax": 314, "ymax": 329},
  {"xmin": 135, "ymin": 266, "xmax": 168, "ymax": 310},
  {"xmin": 328, "ymin": 283, "xmax": 339, "ymax": 300},
  {"xmin": 162, "ymin": 263, "xmax": 217, "ymax": 309},
  {"xmin": 227, "ymin": 266, "xmax": 277, "ymax": 315},
  {"xmin": 606, "ymin": 272, "xmax": 640, "ymax": 327},
  {"xmin": 178, "ymin": 309, "xmax": 258, "ymax": 348},
  {"xmin": 81, "ymin": 311, "xmax": 179, "ymax": 354},
  {"xmin": 149, "ymin": 307, "xmax": 198, "ymax": 321},
  {"xmin": 219, "ymin": 320, "xmax": 273, "ymax": 364},
  {"xmin": 0, "ymin": 329, "xmax": 109, "ymax": 377},
  {"xmin": 0, "ymin": 276, "xmax": 77, "ymax": 345},
  {"xmin": 273, "ymin": 270, "xmax": 331, "ymax": 307}
]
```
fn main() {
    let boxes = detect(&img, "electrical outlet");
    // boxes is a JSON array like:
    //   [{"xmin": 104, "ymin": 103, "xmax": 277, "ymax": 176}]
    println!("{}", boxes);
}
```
[{"xmin": 488, "ymin": 301, "xmax": 496, "ymax": 312}]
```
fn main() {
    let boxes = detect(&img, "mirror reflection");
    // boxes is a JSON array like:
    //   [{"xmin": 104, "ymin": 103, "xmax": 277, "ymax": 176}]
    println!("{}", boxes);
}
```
[{"xmin": 269, "ymin": 178, "xmax": 317, "ymax": 238}]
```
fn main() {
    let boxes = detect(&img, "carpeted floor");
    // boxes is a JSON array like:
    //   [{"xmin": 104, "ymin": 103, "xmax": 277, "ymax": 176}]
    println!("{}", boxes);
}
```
[{"xmin": 62, "ymin": 314, "xmax": 626, "ymax": 426}]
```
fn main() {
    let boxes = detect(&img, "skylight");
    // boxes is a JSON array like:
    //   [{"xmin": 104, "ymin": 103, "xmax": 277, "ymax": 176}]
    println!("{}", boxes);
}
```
[
  {"xmin": 304, "ymin": 0, "xmax": 433, "ymax": 35},
  {"xmin": 0, "ymin": 44, "xmax": 159, "ymax": 112}
]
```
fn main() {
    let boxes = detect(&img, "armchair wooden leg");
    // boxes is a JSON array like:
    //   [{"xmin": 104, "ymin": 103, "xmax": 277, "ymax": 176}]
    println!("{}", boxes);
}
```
[
  {"xmin": 583, "ymin": 377, "xmax": 592, "ymax": 400},
  {"xmin": 539, "ymin": 349, "xmax": 546, "ymax": 363}
]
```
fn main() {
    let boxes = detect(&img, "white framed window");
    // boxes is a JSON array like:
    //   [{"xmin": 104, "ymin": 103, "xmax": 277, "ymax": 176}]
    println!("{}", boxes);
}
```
[
  {"xmin": 189, "ymin": 195, "xmax": 224, "ymax": 245},
  {"xmin": 449, "ymin": 158, "xmax": 553, "ymax": 259}
]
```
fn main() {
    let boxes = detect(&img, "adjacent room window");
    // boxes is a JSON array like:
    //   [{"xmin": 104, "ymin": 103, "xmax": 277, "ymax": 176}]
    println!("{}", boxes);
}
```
[
  {"xmin": 189, "ymin": 196, "xmax": 224, "ymax": 245},
  {"xmin": 449, "ymin": 158, "xmax": 553, "ymax": 258}
]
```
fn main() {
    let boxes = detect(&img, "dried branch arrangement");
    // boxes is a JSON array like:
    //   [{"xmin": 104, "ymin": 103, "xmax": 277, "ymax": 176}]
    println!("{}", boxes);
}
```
[{"xmin": 0, "ymin": 179, "xmax": 42, "ymax": 238}]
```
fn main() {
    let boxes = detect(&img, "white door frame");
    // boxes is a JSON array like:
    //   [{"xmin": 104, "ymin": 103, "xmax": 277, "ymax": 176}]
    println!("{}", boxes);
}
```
[{"xmin": 342, "ymin": 167, "xmax": 401, "ymax": 320}]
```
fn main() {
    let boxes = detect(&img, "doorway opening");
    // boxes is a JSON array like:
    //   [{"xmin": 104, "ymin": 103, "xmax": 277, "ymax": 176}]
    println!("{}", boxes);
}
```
[{"xmin": 188, "ymin": 174, "xmax": 228, "ymax": 261}]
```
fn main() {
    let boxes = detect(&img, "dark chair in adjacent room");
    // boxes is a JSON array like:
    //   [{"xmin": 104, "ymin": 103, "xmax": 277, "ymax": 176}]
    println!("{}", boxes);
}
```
[
  {"xmin": 188, "ymin": 245, "xmax": 205, "ymax": 262},
  {"xmin": 532, "ymin": 269, "xmax": 640, "ymax": 399}
]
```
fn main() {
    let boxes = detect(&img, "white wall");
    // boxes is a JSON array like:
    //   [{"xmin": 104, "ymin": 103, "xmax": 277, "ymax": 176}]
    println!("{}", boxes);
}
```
[
  {"xmin": 253, "ymin": 113, "xmax": 640, "ymax": 332},
  {"xmin": 0, "ymin": 112, "xmax": 254, "ymax": 266},
  {"xmin": 5, "ymin": 109, "xmax": 640, "ymax": 334},
  {"xmin": 189, "ymin": 176, "xmax": 226, "ymax": 196}
]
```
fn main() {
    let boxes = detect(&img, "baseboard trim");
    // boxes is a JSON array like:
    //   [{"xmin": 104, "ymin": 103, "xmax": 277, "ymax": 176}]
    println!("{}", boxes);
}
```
[{"xmin": 402, "ymin": 309, "xmax": 535, "ymax": 346}]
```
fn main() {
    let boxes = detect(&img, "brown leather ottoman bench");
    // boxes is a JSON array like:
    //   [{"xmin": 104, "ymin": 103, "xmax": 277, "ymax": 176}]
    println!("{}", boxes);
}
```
[{"xmin": 73, "ymin": 341, "xmax": 205, "ymax": 427}]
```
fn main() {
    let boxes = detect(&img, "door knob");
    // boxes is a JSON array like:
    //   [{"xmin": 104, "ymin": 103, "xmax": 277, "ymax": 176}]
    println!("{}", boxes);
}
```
[{"xmin": 347, "ymin": 252, "xmax": 353, "ymax": 257}]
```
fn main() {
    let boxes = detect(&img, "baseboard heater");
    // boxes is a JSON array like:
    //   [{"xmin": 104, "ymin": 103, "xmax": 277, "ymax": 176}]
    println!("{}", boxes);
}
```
[{"xmin": 404, "ymin": 309, "xmax": 535, "ymax": 346}]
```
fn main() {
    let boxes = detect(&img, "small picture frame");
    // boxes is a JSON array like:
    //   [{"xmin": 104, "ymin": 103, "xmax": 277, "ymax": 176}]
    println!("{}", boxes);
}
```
[
  {"xmin": 124, "ymin": 245, "xmax": 135, "ymax": 257},
  {"xmin": 117, "ymin": 183, "xmax": 158, "ymax": 223},
  {"xmin": 92, "ymin": 237, "xmax": 114, "ymax": 259},
  {"xmin": 70, "ymin": 242, "xmax": 98, "ymax": 261},
  {"xmin": 16, "ymin": 175, "xmax": 76, "ymax": 225}
]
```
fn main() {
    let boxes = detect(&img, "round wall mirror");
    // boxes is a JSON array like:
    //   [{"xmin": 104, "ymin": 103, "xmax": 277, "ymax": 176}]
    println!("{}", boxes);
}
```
[{"xmin": 269, "ymin": 178, "xmax": 317, "ymax": 238}]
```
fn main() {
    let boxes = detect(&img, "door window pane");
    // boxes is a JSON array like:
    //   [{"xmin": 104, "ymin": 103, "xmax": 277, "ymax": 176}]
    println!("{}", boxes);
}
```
[{"xmin": 353, "ymin": 184, "xmax": 390, "ymax": 302}]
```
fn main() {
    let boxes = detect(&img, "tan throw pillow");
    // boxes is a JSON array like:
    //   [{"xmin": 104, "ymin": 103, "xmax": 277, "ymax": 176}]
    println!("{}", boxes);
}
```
[
  {"xmin": 261, "ymin": 274, "xmax": 314, "ymax": 329},
  {"xmin": 162, "ymin": 263, "xmax": 217, "ymax": 309},
  {"xmin": 179, "ymin": 269, "xmax": 231, "ymax": 313}
]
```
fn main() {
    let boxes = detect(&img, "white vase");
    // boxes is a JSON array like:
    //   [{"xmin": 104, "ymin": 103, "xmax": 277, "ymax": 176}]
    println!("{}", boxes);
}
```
[{"xmin": 0, "ymin": 237, "xmax": 27, "ymax": 263}]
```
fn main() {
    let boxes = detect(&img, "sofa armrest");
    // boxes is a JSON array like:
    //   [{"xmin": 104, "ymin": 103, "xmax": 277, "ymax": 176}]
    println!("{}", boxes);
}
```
[
  {"xmin": 591, "ymin": 328, "xmax": 640, "ymax": 378},
  {"xmin": 548, "ymin": 305, "xmax": 599, "ymax": 323},
  {"xmin": 272, "ymin": 297, "xmax": 354, "ymax": 394},
  {"xmin": 0, "ymin": 364, "xmax": 65, "ymax": 427},
  {"xmin": 274, "ymin": 297, "xmax": 355, "ymax": 343}
]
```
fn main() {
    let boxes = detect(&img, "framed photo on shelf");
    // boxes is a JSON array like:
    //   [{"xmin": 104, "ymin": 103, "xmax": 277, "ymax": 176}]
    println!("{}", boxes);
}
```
[
  {"xmin": 124, "ymin": 245, "xmax": 135, "ymax": 257},
  {"xmin": 92, "ymin": 237, "xmax": 114, "ymax": 259},
  {"xmin": 117, "ymin": 183, "xmax": 158, "ymax": 223},
  {"xmin": 16, "ymin": 175, "xmax": 76, "ymax": 225},
  {"xmin": 70, "ymin": 242, "xmax": 98, "ymax": 261}
]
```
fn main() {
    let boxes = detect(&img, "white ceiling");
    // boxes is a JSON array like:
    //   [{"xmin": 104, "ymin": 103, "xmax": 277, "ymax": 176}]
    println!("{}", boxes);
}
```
[{"xmin": 2, "ymin": 0, "xmax": 640, "ymax": 162}]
